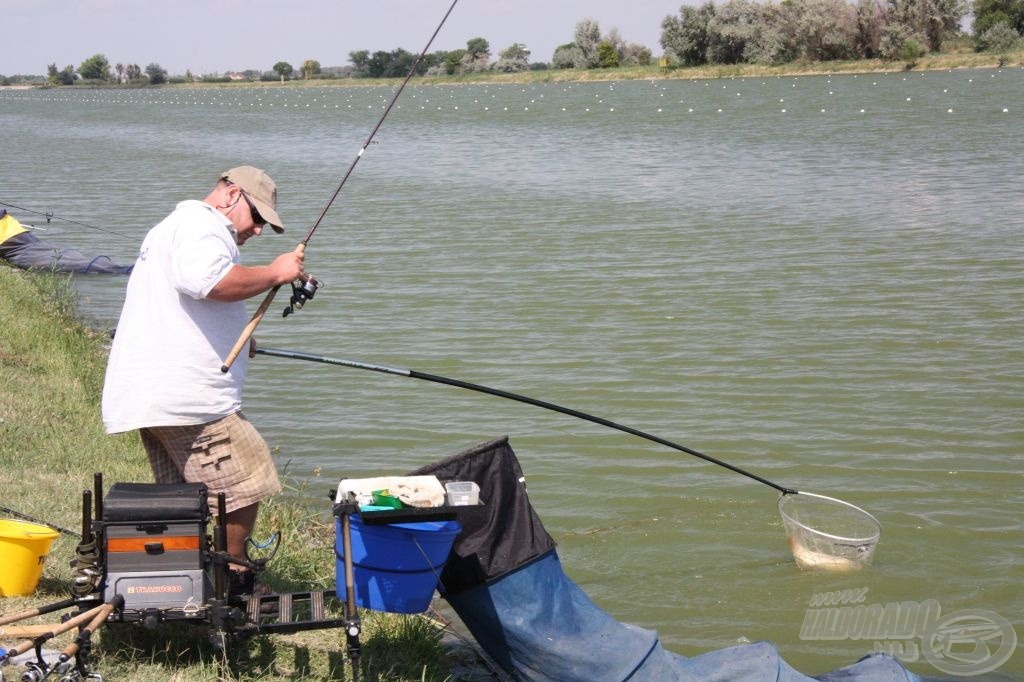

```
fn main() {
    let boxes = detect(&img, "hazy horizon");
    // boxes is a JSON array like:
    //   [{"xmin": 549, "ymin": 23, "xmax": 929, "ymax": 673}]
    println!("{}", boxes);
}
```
[{"xmin": 3, "ymin": 0, "xmax": 680, "ymax": 77}]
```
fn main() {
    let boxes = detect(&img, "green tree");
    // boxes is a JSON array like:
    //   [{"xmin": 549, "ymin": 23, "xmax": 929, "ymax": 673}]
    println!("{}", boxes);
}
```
[
  {"xmin": 783, "ymin": 0, "xmax": 859, "ymax": 60},
  {"xmin": 551, "ymin": 42, "xmax": 582, "ymax": 68},
  {"xmin": 459, "ymin": 37, "xmax": 491, "ymax": 73},
  {"xmin": 494, "ymin": 43, "xmax": 531, "ymax": 72},
  {"xmin": 124, "ymin": 63, "xmax": 142, "ymax": 82},
  {"xmin": 361, "ymin": 49, "xmax": 417, "ymax": 77},
  {"xmin": 443, "ymin": 49, "xmax": 467, "ymax": 74},
  {"xmin": 661, "ymin": 3, "xmax": 716, "ymax": 66},
  {"xmin": 348, "ymin": 50, "xmax": 370, "ymax": 75},
  {"xmin": 621, "ymin": 42, "xmax": 654, "ymax": 65},
  {"xmin": 366, "ymin": 50, "xmax": 390, "ymax": 77},
  {"xmin": 887, "ymin": 0, "xmax": 967, "ymax": 51},
  {"xmin": 47, "ymin": 63, "xmax": 76, "ymax": 85},
  {"xmin": 145, "ymin": 63, "xmax": 167, "ymax": 85},
  {"xmin": 900, "ymin": 34, "xmax": 927, "ymax": 59},
  {"xmin": 596, "ymin": 40, "xmax": 622, "ymax": 67},
  {"xmin": 976, "ymin": 19, "xmax": 1024, "ymax": 48},
  {"xmin": 272, "ymin": 61, "xmax": 293, "ymax": 82},
  {"xmin": 706, "ymin": 0, "xmax": 763, "ymax": 63},
  {"xmin": 78, "ymin": 53, "xmax": 111, "ymax": 81},
  {"xmin": 854, "ymin": 0, "xmax": 888, "ymax": 57},
  {"xmin": 388, "ymin": 48, "xmax": 417, "ymax": 76},
  {"xmin": 973, "ymin": 0, "xmax": 1024, "ymax": 37},
  {"xmin": 574, "ymin": 19, "xmax": 602, "ymax": 67},
  {"xmin": 301, "ymin": 59, "xmax": 321, "ymax": 79},
  {"xmin": 465, "ymin": 37, "xmax": 491, "ymax": 59}
]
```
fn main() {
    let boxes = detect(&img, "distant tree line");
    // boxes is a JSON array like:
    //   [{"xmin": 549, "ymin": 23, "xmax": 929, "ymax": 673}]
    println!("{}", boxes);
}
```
[
  {"xmin": 660, "ymin": 0, "xmax": 1021, "ymax": 66},
  {"xmin": 45, "ymin": 54, "xmax": 168, "ymax": 85},
  {"xmin": 343, "ymin": 37, "xmax": 548, "ymax": 78},
  {"xmin": 4, "ymin": 2, "xmax": 1020, "ymax": 87},
  {"xmin": 344, "ymin": 29, "xmax": 653, "ymax": 78}
]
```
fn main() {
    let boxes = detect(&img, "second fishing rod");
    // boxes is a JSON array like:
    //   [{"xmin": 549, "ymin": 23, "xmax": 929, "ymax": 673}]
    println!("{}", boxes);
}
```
[
  {"xmin": 220, "ymin": 0, "xmax": 461, "ymax": 373},
  {"xmin": 255, "ymin": 346, "xmax": 798, "ymax": 496}
]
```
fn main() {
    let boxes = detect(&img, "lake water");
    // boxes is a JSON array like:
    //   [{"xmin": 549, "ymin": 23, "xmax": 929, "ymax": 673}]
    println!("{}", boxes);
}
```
[{"xmin": 2, "ymin": 69, "xmax": 1022, "ymax": 678}]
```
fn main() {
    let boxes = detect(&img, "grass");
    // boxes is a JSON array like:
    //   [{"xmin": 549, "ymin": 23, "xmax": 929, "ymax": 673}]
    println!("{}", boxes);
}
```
[{"xmin": 0, "ymin": 265, "xmax": 479, "ymax": 681}]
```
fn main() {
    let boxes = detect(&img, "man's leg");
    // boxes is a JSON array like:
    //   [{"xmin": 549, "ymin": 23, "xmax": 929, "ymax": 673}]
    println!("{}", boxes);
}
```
[{"xmin": 227, "ymin": 501, "xmax": 259, "ymax": 565}]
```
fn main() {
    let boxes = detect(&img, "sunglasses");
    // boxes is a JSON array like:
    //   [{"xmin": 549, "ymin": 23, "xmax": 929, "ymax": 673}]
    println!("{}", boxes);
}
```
[{"xmin": 238, "ymin": 189, "xmax": 266, "ymax": 227}]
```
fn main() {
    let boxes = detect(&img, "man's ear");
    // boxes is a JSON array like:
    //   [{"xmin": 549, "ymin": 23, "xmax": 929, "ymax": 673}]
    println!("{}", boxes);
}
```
[{"xmin": 215, "ymin": 182, "xmax": 240, "ymax": 210}]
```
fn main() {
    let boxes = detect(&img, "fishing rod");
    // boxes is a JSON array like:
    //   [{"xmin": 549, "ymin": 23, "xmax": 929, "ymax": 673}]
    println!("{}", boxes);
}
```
[
  {"xmin": 220, "ymin": 0, "xmax": 461, "ymax": 374},
  {"xmin": 0, "ymin": 598, "xmax": 78, "ymax": 629},
  {"xmin": 254, "ymin": 347, "xmax": 798, "ymax": 495},
  {"xmin": 0, "ymin": 602, "xmax": 107, "ymax": 664},
  {"xmin": 0, "ymin": 200, "xmax": 133, "ymax": 238},
  {"xmin": 0, "ymin": 504, "xmax": 79, "ymax": 538}
]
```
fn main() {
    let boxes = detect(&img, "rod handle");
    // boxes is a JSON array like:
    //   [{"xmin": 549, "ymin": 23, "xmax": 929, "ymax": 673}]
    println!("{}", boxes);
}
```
[
  {"xmin": 2, "ymin": 604, "xmax": 105, "ymax": 658},
  {"xmin": 59, "ymin": 596, "xmax": 121, "ymax": 662}
]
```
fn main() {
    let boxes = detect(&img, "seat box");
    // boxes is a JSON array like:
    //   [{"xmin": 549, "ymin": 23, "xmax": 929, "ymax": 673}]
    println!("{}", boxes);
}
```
[
  {"xmin": 100, "ymin": 482, "xmax": 212, "ymax": 611},
  {"xmin": 103, "ymin": 521, "xmax": 205, "ymax": 573},
  {"xmin": 105, "ymin": 569, "xmax": 212, "ymax": 612},
  {"xmin": 101, "ymin": 482, "xmax": 208, "ymax": 574}
]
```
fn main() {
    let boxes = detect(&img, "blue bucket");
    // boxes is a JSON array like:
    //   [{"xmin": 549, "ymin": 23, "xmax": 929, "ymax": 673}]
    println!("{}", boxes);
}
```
[{"xmin": 335, "ymin": 514, "xmax": 461, "ymax": 614}]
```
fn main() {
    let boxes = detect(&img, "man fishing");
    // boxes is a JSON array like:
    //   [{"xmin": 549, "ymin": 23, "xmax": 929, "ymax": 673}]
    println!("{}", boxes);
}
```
[{"xmin": 101, "ymin": 166, "xmax": 304, "ymax": 596}]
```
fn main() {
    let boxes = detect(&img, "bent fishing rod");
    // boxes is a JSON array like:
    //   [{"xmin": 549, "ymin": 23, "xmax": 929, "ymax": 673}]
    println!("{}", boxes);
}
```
[
  {"xmin": 220, "ymin": 0, "xmax": 461, "ymax": 373},
  {"xmin": 254, "ymin": 347, "xmax": 798, "ymax": 496}
]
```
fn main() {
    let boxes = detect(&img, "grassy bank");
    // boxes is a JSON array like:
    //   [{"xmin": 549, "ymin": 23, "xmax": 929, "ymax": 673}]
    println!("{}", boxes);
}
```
[{"xmin": 0, "ymin": 265, "xmax": 479, "ymax": 681}]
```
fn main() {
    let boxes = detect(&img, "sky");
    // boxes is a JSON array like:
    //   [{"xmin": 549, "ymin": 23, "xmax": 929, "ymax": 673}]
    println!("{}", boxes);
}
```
[{"xmin": 2, "ymin": 0, "xmax": 684, "ymax": 77}]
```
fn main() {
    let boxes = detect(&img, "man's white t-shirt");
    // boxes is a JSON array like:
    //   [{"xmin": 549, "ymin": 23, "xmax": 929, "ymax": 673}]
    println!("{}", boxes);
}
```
[{"xmin": 102, "ymin": 200, "xmax": 249, "ymax": 433}]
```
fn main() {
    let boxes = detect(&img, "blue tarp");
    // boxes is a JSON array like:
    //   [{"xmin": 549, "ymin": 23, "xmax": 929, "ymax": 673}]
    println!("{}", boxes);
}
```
[
  {"xmin": 448, "ymin": 549, "xmax": 920, "ymax": 682},
  {"xmin": 0, "ymin": 210, "xmax": 132, "ymax": 275}
]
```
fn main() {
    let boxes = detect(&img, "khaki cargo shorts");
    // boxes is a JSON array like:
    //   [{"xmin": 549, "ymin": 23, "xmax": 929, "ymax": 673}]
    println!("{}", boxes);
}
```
[{"xmin": 139, "ymin": 411, "xmax": 282, "ymax": 515}]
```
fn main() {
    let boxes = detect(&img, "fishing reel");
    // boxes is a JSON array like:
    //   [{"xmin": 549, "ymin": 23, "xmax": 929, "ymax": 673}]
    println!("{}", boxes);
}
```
[{"xmin": 283, "ymin": 275, "xmax": 322, "ymax": 317}]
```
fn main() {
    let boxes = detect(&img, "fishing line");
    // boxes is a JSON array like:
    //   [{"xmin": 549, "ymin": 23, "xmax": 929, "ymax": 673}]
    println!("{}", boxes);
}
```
[
  {"xmin": 220, "ymin": 0, "xmax": 461, "ymax": 373},
  {"xmin": 254, "ymin": 346, "xmax": 797, "ymax": 495},
  {"xmin": 0, "ymin": 200, "xmax": 134, "ymax": 239}
]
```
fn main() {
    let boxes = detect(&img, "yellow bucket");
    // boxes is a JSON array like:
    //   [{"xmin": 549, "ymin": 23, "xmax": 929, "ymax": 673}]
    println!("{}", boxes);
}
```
[{"xmin": 0, "ymin": 519, "xmax": 60, "ymax": 596}]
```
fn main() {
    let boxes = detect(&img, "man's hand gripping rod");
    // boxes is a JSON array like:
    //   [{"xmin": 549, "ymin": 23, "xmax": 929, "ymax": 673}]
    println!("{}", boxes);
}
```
[{"xmin": 220, "ymin": 0, "xmax": 461, "ymax": 374}]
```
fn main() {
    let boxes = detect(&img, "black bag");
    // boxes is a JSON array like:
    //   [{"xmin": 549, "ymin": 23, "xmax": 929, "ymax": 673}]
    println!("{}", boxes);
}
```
[{"xmin": 103, "ymin": 482, "xmax": 209, "ymax": 522}]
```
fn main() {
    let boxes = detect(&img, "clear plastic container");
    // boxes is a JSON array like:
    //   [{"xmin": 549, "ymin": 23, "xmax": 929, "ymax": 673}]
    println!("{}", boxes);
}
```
[{"xmin": 445, "ymin": 481, "xmax": 480, "ymax": 506}]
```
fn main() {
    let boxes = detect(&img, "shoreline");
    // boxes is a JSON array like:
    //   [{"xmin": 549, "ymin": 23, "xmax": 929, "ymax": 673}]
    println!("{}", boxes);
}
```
[
  {"xmin": 11, "ymin": 49, "xmax": 1023, "ymax": 91},
  {"xmin": 0, "ymin": 265, "xmax": 491, "ymax": 681}
]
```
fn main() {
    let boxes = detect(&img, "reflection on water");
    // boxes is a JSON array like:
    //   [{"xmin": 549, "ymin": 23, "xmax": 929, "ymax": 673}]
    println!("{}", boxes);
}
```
[{"xmin": 4, "ymin": 69, "xmax": 1022, "ymax": 676}]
